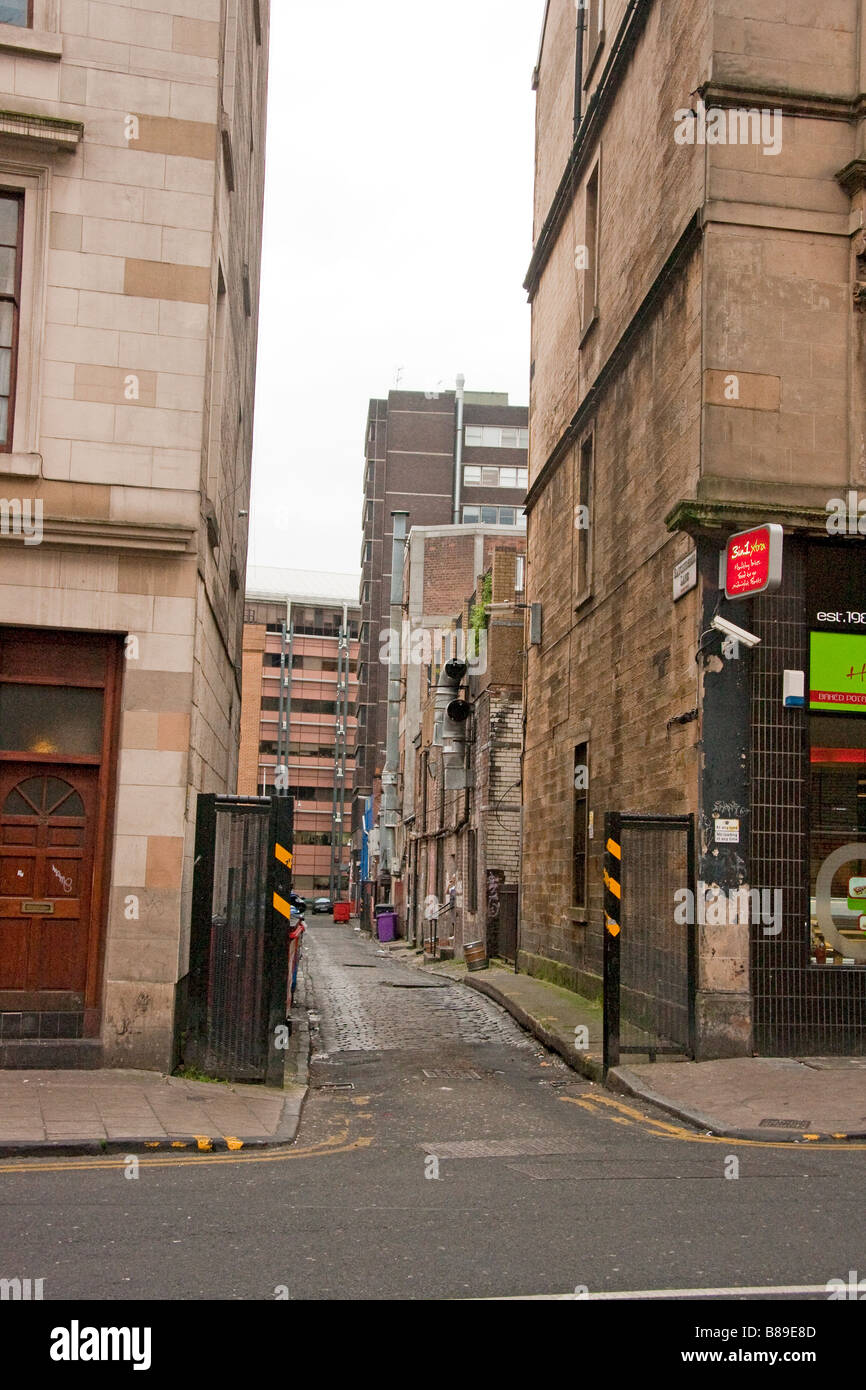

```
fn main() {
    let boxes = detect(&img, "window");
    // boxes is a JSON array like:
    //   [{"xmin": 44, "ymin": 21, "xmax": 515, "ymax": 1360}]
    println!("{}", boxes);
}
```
[
  {"xmin": 585, "ymin": 0, "xmax": 605, "ymax": 82},
  {"xmin": 500, "ymin": 468, "xmax": 517, "ymax": 488},
  {"xmin": 362, "ymin": 583, "xmax": 370, "ymax": 604},
  {"xmin": 582, "ymin": 161, "xmax": 600, "ymax": 336},
  {"xmin": 0, "ymin": 2, "xmax": 31, "ymax": 26},
  {"xmin": 463, "ymin": 466, "xmax": 481, "ymax": 485},
  {"xmin": 0, "ymin": 192, "xmax": 22, "ymax": 450},
  {"xmin": 461, "ymin": 505, "xmax": 525, "ymax": 527},
  {"xmin": 576, "ymin": 432, "xmax": 594, "ymax": 601},
  {"xmin": 464, "ymin": 425, "xmax": 529, "ymax": 450},
  {"xmin": 464, "ymin": 465, "xmax": 528, "ymax": 489},
  {"xmin": 573, "ymin": 743, "xmax": 589, "ymax": 908}
]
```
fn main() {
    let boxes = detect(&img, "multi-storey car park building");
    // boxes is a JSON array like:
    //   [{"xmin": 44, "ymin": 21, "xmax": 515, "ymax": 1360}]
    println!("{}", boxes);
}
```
[
  {"xmin": 522, "ymin": 0, "xmax": 866, "ymax": 1059},
  {"xmin": 352, "ymin": 382, "xmax": 528, "ymax": 915},
  {"xmin": 239, "ymin": 569, "xmax": 359, "ymax": 901},
  {"xmin": 0, "ymin": 1, "xmax": 268, "ymax": 1070}
]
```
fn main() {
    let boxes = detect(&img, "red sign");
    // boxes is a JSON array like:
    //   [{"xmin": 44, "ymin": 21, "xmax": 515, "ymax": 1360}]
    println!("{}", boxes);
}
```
[{"xmin": 724, "ymin": 523, "xmax": 783, "ymax": 600}]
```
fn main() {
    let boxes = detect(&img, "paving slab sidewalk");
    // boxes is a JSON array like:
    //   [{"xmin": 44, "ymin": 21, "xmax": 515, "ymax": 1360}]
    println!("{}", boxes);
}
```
[
  {"xmin": 386, "ymin": 944, "xmax": 866, "ymax": 1142},
  {"xmin": 0, "ymin": 964, "xmax": 311, "ymax": 1158}
]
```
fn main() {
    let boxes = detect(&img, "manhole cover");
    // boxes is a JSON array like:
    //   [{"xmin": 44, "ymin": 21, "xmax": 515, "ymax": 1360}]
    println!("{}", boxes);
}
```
[{"xmin": 758, "ymin": 1118, "xmax": 811, "ymax": 1129}]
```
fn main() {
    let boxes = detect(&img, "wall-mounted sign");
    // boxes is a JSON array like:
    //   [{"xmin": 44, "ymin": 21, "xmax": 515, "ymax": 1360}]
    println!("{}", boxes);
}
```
[
  {"xmin": 714, "ymin": 818, "xmax": 740, "ymax": 844},
  {"xmin": 809, "ymin": 631, "xmax": 866, "ymax": 712},
  {"xmin": 673, "ymin": 550, "xmax": 697, "ymax": 601},
  {"xmin": 724, "ymin": 524, "xmax": 783, "ymax": 600}
]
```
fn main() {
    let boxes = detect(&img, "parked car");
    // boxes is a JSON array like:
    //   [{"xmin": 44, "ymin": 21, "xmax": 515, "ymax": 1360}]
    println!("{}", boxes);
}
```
[
  {"xmin": 289, "ymin": 891, "xmax": 306, "ymax": 913},
  {"xmin": 312, "ymin": 897, "xmax": 333, "ymax": 914}
]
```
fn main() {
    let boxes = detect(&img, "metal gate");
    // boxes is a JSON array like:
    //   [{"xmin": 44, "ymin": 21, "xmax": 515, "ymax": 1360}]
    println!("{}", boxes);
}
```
[
  {"xmin": 489, "ymin": 882, "xmax": 518, "ymax": 963},
  {"xmin": 183, "ymin": 795, "xmax": 294, "ymax": 1084},
  {"xmin": 603, "ymin": 811, "xmax": 696, "ymax": 1072}
]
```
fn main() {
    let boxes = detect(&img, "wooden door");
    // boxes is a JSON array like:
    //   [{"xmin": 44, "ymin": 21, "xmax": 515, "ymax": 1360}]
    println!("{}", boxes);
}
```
[{"xmin": 0, "ymin": 765, "xmax": 98, "ymax": 1007}]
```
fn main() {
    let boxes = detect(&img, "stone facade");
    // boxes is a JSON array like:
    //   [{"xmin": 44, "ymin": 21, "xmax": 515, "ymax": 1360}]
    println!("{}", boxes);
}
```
[
  {"xmin": 0, "ymin": 0, "xmax": 269, "ymax": 1070},
  {"xmin": 524, "ymin": 0, "xmax": 866, "ymax": 1055}
]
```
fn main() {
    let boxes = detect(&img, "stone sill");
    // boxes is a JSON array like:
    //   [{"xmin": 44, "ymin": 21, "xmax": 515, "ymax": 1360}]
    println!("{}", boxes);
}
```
[
  {"xmin": 0, "ymin": 451, "xmax": 40, "ymax": 478},
  {"xmin": 0, "ymin": 23, "xmax": 62, "ymax": 61}
]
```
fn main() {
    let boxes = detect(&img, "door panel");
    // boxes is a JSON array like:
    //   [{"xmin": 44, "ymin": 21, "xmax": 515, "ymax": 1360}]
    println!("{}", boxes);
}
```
[{"xmin": 0, "ymin": 764, "xmax": 97, "ymax": 1000}]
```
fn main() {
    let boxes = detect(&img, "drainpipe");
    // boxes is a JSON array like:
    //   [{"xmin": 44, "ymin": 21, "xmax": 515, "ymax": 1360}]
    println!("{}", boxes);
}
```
[
  {"xmin": 452, "ymin": 373, "xmax": 465, "ymax": 524},
  {"xmin": 379, "ymin": 510, "xmax": 409, "ymax": 896}
]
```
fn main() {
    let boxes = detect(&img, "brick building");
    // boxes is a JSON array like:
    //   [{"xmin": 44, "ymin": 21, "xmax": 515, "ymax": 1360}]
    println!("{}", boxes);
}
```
[
  {"xmin": 353, "ymin": 381, "xmax": 528, "ymax": 911},
  {"xmin": 522, "ymin": 0, "xmax": 866, "ymax": 1057},
  {"xmin": 399, "ymin": 528, "xmax": 526, "ymax": 958},
  {"xmin": 239, "ymin": 568, "xmax": 359, "ymax": 900},
  {"xmin": 0, "ymin": 1, "xmax": 269, "ymax": 1069}
]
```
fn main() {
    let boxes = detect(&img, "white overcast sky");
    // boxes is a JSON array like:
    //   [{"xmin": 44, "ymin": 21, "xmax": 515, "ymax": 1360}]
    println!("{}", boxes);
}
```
[{"xmin": 247, "ymin": 0, "xmax": 546, "ymax": 580}]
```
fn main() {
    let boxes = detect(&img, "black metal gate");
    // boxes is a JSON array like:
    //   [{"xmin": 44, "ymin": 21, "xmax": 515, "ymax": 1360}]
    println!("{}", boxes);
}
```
[
  {"xmin": 603, "ymin": 811, "xmax": 696, "ymax": 1071},
  {"xmin": 182, "ymin": 795, "xmax": 294, "ymax": 1084}
]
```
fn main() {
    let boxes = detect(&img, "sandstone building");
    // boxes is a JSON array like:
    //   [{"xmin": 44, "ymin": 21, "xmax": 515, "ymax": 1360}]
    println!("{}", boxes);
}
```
[
  {"xmin": 523, "ymin": 0, "xmax": 866, "ymax": 1057},
  {"xmin": 0, "ymin": 1, "xmax": 269, "ymax": 1069}
]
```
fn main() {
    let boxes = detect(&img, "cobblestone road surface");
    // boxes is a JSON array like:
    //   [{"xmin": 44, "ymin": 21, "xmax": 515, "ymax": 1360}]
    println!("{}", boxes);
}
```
[{"xmin": 304, "ymin": 921, "xmax": 532, "ymax": 1057}]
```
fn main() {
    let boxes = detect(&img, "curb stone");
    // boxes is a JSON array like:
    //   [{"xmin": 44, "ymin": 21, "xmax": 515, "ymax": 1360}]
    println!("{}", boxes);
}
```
[
  {"xmin": 0, "ymin": 958, "xmax": 312, "ymax": 1161},
  {"xmin": 460, "ymin": 972, "xmax": 605, "ymax": 1084},
  {"xmin": 607, "ymin": 1065, "xmax": 866, "ymax": 1144}
]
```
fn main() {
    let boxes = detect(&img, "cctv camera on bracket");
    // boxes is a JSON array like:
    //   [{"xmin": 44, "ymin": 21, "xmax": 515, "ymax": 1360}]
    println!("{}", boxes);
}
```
[{"xmin": 711, "ymin": 614, "xmax": 761, "ymax": 649}]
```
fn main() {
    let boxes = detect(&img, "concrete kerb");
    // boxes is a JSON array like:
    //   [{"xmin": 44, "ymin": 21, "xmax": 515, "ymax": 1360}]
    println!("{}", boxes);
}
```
[
  {"xmin": 607, "ymin": 1064, "xmax": 866, "ymax": 1144},
  {"xmin": 0, "ymin": 959, "xmax": 312, "ymax": 1161}
]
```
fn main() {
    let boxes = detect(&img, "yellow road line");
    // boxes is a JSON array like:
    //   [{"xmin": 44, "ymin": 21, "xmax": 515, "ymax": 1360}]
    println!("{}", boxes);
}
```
[
  {"xmin": 560, "ymin": 1094, "xmax": 866, "ymax": 1149},
  {"xmin": 0, "ymin": 1132, "xmax": 372, "ymax": 1177}
]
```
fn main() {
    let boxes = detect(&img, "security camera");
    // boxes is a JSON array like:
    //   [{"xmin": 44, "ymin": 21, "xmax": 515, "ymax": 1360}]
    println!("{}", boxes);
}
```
[{"xmin": 711, "ymin": 614, "xmax": 761, "ymax": 649}]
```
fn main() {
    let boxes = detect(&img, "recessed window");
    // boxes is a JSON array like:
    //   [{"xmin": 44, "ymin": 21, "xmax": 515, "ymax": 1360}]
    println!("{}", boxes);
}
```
[
  {"xmin": 584, "ymin": 0, "xmax": 605, "ymax": 82},
  {"xmin": 462, "ymin": 505, "xmax": 481, "ymax": 524},
  {"xmin": 0, "ymin": 1, "xmax": 31, "ymax": 26},
  {"xmin": 481, "ymin": 506, "xmax": 498, "ymax": 525},
  {"xmin": 0, "ymin": 192, "xmax": 22, "ymax": 450}
]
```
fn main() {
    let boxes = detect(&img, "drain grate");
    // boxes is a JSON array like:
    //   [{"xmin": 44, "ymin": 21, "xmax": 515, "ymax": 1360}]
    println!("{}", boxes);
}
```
[
  {"xmin": 382, "ymin": 981, "xmax": 451, "ymax": 989},
  {"xmin": 316, "ymin": 1082, "xmax": 355, "ymax": 1092},
  {"xmin": 340, "ymin": 963, "xmax": 377, "ymax": 968},
  {"xmin": 421, "ymin": 1067, "xmax": 483, "ymax": 1080},
  {"xmin": 758, "ymin": 1117, "xmax": 811, "ymax": 1129}
]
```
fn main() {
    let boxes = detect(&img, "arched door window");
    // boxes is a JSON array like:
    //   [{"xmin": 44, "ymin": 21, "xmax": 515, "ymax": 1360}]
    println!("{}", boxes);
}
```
[{"xmin": 2, "ymin": 775, "xmax": 85, "ymax": 819}]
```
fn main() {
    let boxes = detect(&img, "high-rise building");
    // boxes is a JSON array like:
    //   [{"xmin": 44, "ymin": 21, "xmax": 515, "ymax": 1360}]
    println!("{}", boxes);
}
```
[
  {"xmin": 0, "ymin": 1, "xmax": 269, "ymax": 1069},
  {"xmin": 353, "ymin": 382, "xmax": 528, "ymax": 906},
  {"xmin": 523, "ymin": 0, "xmax": 866, "ymax": 1058},
  {"xmin": 239, "ymin": 569, "xmax": 359, "ymax": 900}
]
